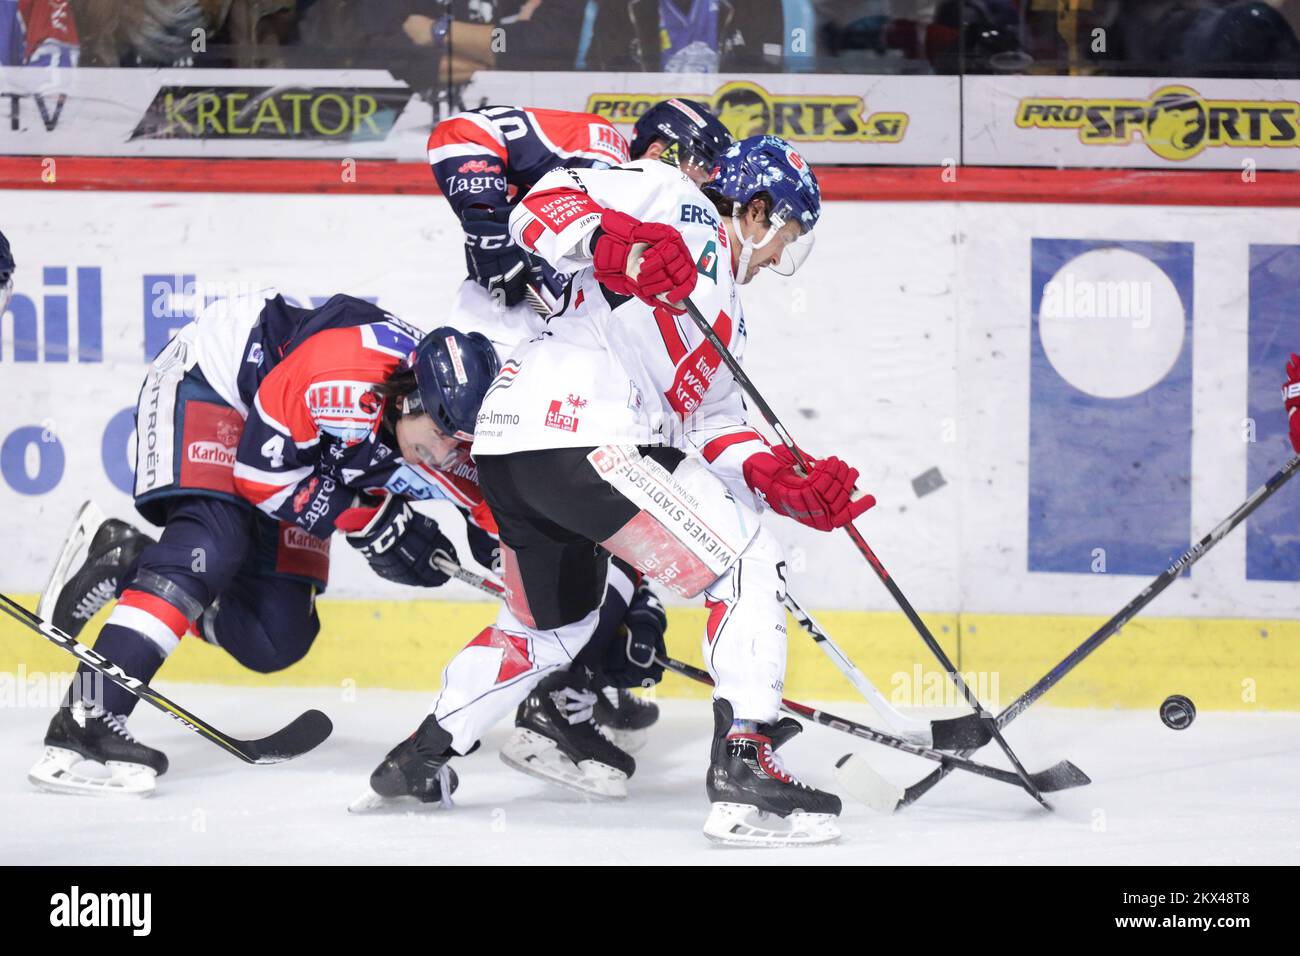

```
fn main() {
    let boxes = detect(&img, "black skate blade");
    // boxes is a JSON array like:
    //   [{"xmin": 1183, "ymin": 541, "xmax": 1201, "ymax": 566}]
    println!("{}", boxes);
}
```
[
  {"xmin": 1029, "ymin": 760, "xmax": 1091, "ymax": 793},
  {"xmin": 928, "ymin": 713, "xmax": 993, "ymax": 750},
  {"xmin": 241, "ymin": 709, "xmax": 333, "ymax": 764}
]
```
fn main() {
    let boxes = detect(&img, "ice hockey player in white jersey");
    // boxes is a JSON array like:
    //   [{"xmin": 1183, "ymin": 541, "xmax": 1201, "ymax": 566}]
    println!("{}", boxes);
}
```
[
  {"xmin": 426, "ymin": 98, "xmax": 734, "ymax": 764},
  {"xmin": 363, "ymin": 134, "xmax": 874, "ymax": 846}
]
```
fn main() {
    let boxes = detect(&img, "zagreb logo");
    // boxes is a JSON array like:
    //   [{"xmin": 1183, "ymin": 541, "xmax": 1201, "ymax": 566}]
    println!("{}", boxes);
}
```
[
  {"xmin": 457, "ymin": 159, "xmax": 503, "ymax": 174},
  {"xmin": 1016, "ymin": 84, "xmax": 1300, "ymax": 161},
  {"xmin": 586, "ymin": 80, "xmax": 908, "ymax": 145}
]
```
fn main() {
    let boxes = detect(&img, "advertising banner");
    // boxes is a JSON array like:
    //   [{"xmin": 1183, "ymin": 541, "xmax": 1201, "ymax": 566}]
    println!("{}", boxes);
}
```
[
  {"xmin": 964, "ymin": 75, "xmax": 1300, "ymax": 171},
  {"xmin": 0, "ymin": 67, "xmax": 435, "ymax": 158}
]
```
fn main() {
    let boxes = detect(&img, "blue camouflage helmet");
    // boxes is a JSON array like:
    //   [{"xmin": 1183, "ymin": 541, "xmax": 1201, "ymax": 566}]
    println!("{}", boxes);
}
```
[
  {"xmin": 407, "ymin": 327, "xmax": 500, "ymax": 441},
  {"xmin": 708, "ymin": 134, "xmax": 822, "ymax": 233},
  {"xmin": 631, "ymin": 98, "xmax": 734, "ymax": 172}
]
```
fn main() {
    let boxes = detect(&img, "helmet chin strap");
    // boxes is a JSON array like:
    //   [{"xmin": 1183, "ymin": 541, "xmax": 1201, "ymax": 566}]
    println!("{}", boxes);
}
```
[{"xmin": 730, "ymin": 209, "xmax": 781, "ymax": 285}]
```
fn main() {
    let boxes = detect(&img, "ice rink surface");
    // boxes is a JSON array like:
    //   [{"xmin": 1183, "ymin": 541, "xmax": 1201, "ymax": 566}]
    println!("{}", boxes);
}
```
[{"xmin": 1, "ymin": 685, "xmax": 1296, "ymax": 865}]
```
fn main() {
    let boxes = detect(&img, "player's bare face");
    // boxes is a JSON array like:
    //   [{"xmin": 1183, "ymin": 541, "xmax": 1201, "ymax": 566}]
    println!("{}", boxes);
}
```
[
  {"xmin": 734, "ymin": 214, "xmax": 805, "ymax": 283},
  {"xmin": 396, "ymin": 413, "xmax": 465, "ymax": 471}
]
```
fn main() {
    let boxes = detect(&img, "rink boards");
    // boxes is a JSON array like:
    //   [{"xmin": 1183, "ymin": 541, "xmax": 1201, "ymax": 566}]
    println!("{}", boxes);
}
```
[
  {"xmin": 1, "ymin": 598, "xmax": 1296, "ymax": 713},
  {"xmin": 1, "ymin": 178, "xmax": 1299, "ymax": 711}
]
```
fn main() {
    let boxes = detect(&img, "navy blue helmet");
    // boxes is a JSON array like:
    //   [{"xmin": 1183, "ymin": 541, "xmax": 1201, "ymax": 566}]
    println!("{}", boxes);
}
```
[
  {"xmin": 0, "ymin": 229, "xmax": 14, "ymax": 314},
  {"xmin": 630, "ymin": 98, "xmax": 733, "ymax": 174},
  {"xmin": 707, "ymin": 135, "xmax": 821, "ymax": 280},
  {"xmin": 407, "ymin": 327, "xmax": 500, "ymax": 441}
]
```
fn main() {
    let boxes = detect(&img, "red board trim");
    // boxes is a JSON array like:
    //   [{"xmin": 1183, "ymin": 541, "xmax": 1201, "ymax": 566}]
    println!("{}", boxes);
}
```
[{"xmin": 1, "ymin": 157, "xmax": 1298, "ymax": 206}]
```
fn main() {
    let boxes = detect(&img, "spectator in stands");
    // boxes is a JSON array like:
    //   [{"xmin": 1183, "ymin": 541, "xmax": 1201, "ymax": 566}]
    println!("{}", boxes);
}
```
[
  {"xmin": 1, "ymin": 0, "xmax": 79, "ymax": 66},
  {"xmin": 1085, "ymin": 0, "xmax": 1300, "ymax": 78},
  {"xmin": 818, "ymin": 0, "xmax": 1032, "ymax": 75},
  {"xmin": 585, "ymin": 0, "xmax": 786, "ymax": 73}
]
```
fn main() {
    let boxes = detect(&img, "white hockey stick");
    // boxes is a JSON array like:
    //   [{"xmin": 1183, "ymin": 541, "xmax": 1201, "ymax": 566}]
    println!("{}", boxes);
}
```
[{"xmin": 783, "ymin": 592, "xmax": 991, "ymax": 751}]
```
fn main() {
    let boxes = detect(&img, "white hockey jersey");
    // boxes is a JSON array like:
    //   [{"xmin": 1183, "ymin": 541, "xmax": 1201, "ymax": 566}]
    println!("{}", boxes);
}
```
[{"xmin": 471, "ymin": 159, "xmax": 769, "ymax": 505}]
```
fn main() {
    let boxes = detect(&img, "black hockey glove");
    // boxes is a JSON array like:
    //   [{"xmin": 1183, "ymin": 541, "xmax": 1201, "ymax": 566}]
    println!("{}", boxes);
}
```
[
  {"xmin": 346, "ymin": 495, "xmax": 456, "ymax": 588},
  {"xmin": 605, "ymin": 581, "xmax": 667, "ymax": 688},
  {"xmin": 463, "ymin": 206, "xmax": 529, "ymax": 308},
  {"xmin": 465, "ymin": 520, "xmax": 501, "ymax": 574}
]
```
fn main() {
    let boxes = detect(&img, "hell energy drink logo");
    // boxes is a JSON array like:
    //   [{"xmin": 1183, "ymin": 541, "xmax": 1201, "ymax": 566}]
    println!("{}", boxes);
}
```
[
  {"xmin": 1016, "ymin": 84, "xmax": 1300, "ymax": 161},
  {"xmin": 586, "ymin": 80, "xmax": 907, "ymax": 144}
]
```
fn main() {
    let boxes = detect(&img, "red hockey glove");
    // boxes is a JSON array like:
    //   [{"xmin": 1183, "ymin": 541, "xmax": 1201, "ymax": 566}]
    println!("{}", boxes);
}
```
[
  {"xmin": 592, "ymin": 209, "xmax": 696, "ymax": 314},
  {"xmin": 1286, "ymin": 352, "xmax": 1300, "ymax": 454},
  {"xmin": 743, "ymin": 445, "xmax": 876, "ymax": 532}
]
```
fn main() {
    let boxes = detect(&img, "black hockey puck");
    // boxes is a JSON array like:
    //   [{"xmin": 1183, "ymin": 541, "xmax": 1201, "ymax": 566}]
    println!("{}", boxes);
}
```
[{"xmin": 1160, "ymin": 694, "xmax": 1196, "ymax": 730}]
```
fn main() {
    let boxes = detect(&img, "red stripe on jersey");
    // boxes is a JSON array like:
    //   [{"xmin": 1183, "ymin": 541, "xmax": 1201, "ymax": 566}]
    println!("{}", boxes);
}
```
[
  {"xmin": 701, "ymin": 430, "xmax": 765, "ymax": 463},
  {"xmin": 654, "ymin": 307, "xmax": 688, "ymax": 365},
  {"xmin": 427, "ymin": 115, "xmax": 508, "ymax": 160},
  {"xmin": 521, "ymin": 218, "xmax": 545, "ymax": 251},
  {"xmin": 233, "ymin": 474, "xmax": 291, "ymax": 506},
  {"xmin": 520, "ymin": 187, "xmax": 601, "ymax": 234},
  {"xmin": 118, "ymin": 589, "xmax": 190, "ymax": 636}
]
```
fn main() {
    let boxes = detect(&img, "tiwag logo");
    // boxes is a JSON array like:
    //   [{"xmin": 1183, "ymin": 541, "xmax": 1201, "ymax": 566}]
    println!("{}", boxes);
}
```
[
  {"xmin": 49, "ymin": 886, "xmax": 151, "ymax": 936},
  {"xmin": 586, "ymin": 80, "xmax": 907, "ymax": 145},
  {"xmin": 1016, "ymin": 84, "xmax": 1300, "ymax": 161},
  {"xmin": 0, "ymin": 266, "xmax": 102, "ymax": 362}
]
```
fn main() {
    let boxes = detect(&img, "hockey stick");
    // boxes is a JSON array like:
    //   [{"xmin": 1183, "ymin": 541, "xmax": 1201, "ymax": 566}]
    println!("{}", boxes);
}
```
[
  {"xmin": 0, "ymin": 592, "xmax": 333, "ymax": 764},
  {"xmin": 429, "ymin": 557, "xmax": 1086, "ymax": 799},
  {"xmin": 657, "ymin": 654, "xmax": 1089, "ymax": 797},
  {"xmin": 679, "ymin": 295, "xmax": 1050, "ymax": 807},
  {"xmin": 436, "ymin": 553, "xmax": 978, "ymax": 749},
  {"xmin": 435, "ymin": 555, "xmax": 507, "ymax": 597},
  {"xmin": 894, "ymin": 453, "xmax": 1300, "ymax": 812},
  {"xmin": 783, "ymin": 592, "xmax": 992, "ymax": 751}
]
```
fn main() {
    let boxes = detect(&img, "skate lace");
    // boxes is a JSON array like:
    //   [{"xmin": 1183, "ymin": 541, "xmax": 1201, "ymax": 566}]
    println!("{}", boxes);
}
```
[
  {"xmin": 759, "ymin": 742, "xmax": 799, "ymax": 785},
  {"xmin": 73, "ymin": 703, "xmax": 138, "ymax": 743},
  {"xmin": 74, "ymin": 578, "xmax": 116, "ymax": 620},
  {"xmin": 100, "ymin": 711, "xmax": 139, "ymax": 744},
  {"xmin": 550, "ymin": 686, "xmax": 598, "ymax": 725}
]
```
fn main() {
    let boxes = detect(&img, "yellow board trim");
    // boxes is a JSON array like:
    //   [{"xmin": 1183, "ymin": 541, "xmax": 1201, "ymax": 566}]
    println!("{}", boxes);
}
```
[{"xmin": 0, "ymin": 596, "xmax": 1295, "ymax": 711}]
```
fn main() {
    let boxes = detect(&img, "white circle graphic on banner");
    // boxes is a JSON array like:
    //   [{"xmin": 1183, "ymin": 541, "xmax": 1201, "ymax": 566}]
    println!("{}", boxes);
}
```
[{"xmin": 1038, "ymin": 248, "xmax": 1185, "ymax": 399}]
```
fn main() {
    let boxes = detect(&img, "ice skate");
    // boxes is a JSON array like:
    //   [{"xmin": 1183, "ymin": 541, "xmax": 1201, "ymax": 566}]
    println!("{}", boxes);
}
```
[
  {"xmin": 38, "ymin": 502, "xmax": 155, "ymax": 639},
  {"xmin": 703, "ymin": 699, "xmax": 842, "ymax": 847},
  {"xmin": 349, "ymin": 715, "xmax": 459, "ymax": 813},
  {"xmin": 592, "ymin": 684, "xmax": 659, "ymax": 754},
  {"xmin": 501, "ymin": 669, "xmax": 635, "ymax": 799},
  {"xmin": 29, "ymin": 702, "xmax": 168, "ymax": 798}
]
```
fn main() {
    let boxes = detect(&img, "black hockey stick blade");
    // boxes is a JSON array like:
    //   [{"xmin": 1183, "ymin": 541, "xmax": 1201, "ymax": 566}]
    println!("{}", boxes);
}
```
[
  {"xmin": 929, "ymin": 713, "xmax": 994, "ymax": 750},
  {"xmin": 232, "ymin": 708, "xmax": 334, "ymax": 764},
  {"xmin": 1030, "ymin": 760, "xmax": 1091, "ymax": 793}
]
